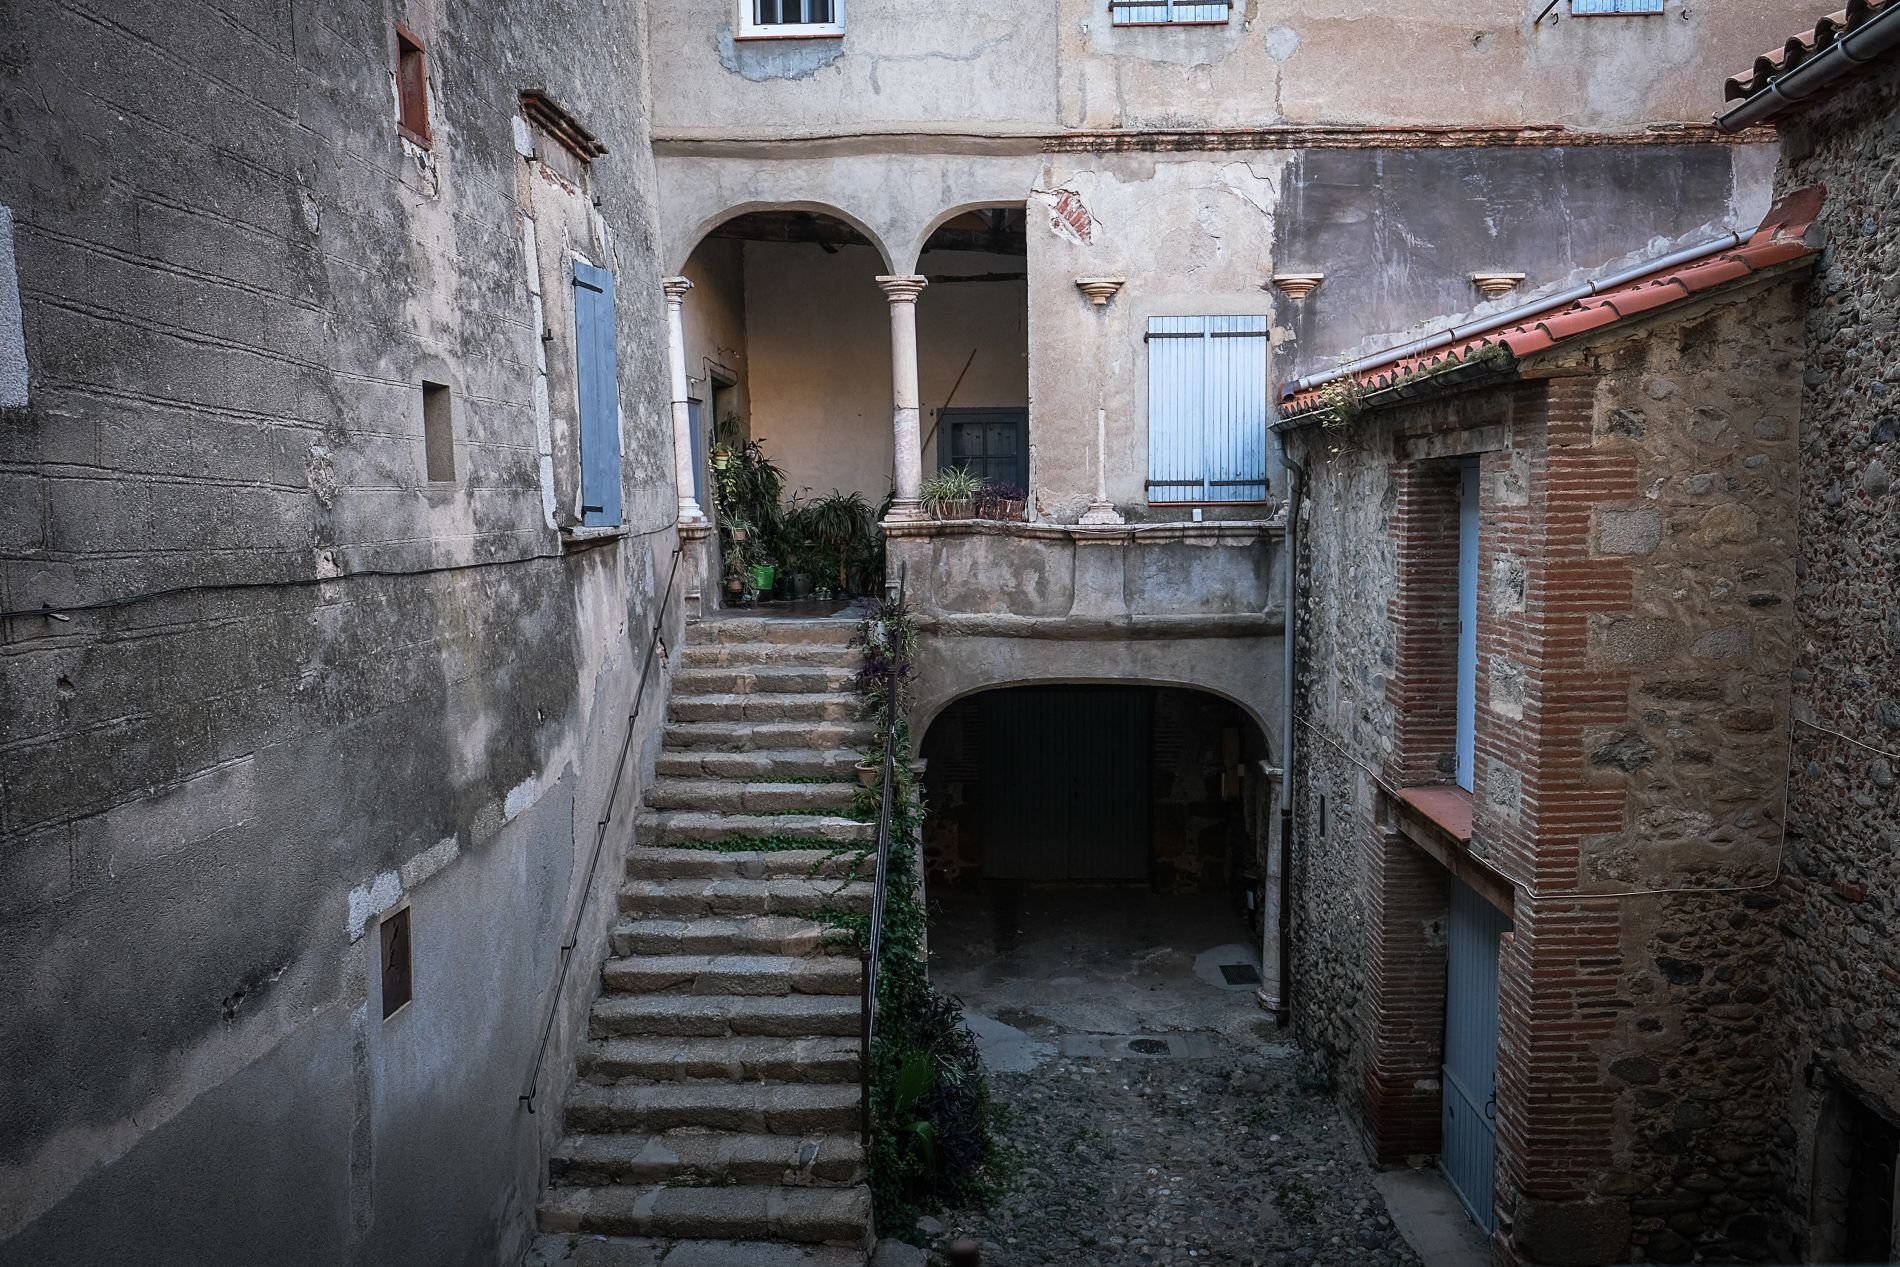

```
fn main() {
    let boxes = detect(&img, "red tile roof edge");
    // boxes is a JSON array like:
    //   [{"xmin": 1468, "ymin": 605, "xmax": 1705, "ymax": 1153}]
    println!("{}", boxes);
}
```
[
  {"xmin": 1277, "ymin": 187, "xmax": 1824, "ymax": 424},
  {"xmin": 1723, "ymin": 0, "xmax": 1896, "ymax": 101}
]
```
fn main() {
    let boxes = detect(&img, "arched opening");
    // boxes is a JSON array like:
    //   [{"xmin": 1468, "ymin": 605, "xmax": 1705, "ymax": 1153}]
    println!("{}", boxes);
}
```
[
  {"xmin": 915, "ymin": 205, "xmax": 1029, "ymax": 506},
  {"xmin": 920, "ymin": 682, "xmax": 1275, "ymax": 1037},
  {"xmin": 678, "ymin": 207, "xmax": 895, "ymax": 608}
]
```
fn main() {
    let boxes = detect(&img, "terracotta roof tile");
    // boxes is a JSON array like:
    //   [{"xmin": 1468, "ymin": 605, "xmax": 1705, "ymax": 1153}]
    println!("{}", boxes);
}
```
[
  {"xmin": 1277, "ymin": 188, "xmax": 1823, "ymax": 423},
  {"xmin": 1723, "ymin": 0, "xmax": 1896, "ymax": 100}
]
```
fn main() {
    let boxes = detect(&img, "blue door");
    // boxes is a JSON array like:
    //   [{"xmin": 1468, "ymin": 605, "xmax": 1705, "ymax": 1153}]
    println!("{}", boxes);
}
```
[
  {"xmin": 1442, "ymin": 878, "xmax": 1510, "ymax": 1232},
  {"xmin": 1455, "ymin": 458, "xmax": 1479, "ymax": 791}
]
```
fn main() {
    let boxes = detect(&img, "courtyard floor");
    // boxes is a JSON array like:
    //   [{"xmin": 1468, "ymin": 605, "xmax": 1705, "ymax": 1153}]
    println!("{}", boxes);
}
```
[{"xmin": 917, "ymin": 887, "xmax": 1447, "ymax": 1267}]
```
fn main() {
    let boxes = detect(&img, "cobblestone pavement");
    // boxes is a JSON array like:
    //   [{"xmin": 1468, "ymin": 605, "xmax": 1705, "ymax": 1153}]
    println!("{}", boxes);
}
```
[{"xmin": 928, "ymin": 1028, "xmax": 1424, "ymax": 1267}]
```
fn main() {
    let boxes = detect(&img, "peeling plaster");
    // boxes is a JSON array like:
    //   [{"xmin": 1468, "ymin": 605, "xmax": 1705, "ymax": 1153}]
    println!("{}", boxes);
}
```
[
  {"xmin": 347, "ymin": 871, "xmax": 402, "ymax": 943},
  {"xmin": 716, "ymin": 28, "xmax": 845, "ymax": 81}
]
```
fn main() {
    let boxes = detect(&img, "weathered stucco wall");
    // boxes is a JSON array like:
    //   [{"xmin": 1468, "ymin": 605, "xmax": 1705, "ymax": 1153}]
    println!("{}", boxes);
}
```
[
  {"xmin": 0, "ymin": 2, "xmax": 679, "ymax": 1262},
  {"xmin": 1772, "ymin": 61, "xmax": 1900, "ymax": 1262},
  {"xmin": 655, "ymin": 141, "xmax": 1770, "ymax": 525},
  {"xmin": 681, "ymin": 237, "xmax": 753, "ymax": 443},
  {"xmin": 647, "ymin": 0, "xmax": 1820, "ymax": 136}
]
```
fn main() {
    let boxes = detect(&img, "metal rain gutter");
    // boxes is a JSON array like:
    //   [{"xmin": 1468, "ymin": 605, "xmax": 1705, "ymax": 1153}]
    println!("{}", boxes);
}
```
[
  {"xmin": 1278, "ymin": 231, "xmax": 1747, "ymax": 406},
  {"xmin": 1715, "ymin": 2, "xmax": 1900, "ymax": 133}
]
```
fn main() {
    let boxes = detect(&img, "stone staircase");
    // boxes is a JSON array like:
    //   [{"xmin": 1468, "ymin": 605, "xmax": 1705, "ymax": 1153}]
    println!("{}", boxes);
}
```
[{"xmin": 535, "ymin": 616, "xmax": 877, "ymax": 1267}]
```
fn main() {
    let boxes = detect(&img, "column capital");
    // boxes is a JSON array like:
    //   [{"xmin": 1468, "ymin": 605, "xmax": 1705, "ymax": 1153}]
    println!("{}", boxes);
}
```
[
  {"xmin": 661, "ymin": 275, "xmax": 694, "ymax": 303},
  {"xmin": 875, "ymin": 274, "xmax": 927, "ymax": 303}
]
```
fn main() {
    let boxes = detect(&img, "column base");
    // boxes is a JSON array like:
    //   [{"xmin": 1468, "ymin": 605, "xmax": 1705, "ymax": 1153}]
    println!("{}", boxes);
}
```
[
  {"xmin": 884, "ymin": 500, "xmax": 927, "ymax": 524},
  {"xmin": 1078, "ymin": 501, "xmax": 1125, "ymax": 526}
]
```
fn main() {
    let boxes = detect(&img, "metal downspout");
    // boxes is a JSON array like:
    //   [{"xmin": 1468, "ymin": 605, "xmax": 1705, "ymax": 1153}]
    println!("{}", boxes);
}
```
[{"xmin": 1271, "ymin": 437, "xmax": 1306, "ymax": 1028}]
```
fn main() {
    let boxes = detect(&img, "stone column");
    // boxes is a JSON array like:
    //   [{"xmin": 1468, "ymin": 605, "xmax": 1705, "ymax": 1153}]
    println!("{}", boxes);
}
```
[
  {"xmin": 662, "ymin": 276, "xmax": 706, "ymax": 526},
  {"xmin": 1075, "ymin": 277, "xmax": 1126, "ymax": 527},
  {"xmin": 877, "ymin": 274, "xmax": 928, "ymax": 522}
]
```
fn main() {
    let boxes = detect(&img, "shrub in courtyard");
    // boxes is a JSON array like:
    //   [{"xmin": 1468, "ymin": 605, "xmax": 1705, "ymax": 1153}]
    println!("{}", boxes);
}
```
[{"xmin": 849, "ymin": 594, "xmax": 1001, "ymax": 1233}]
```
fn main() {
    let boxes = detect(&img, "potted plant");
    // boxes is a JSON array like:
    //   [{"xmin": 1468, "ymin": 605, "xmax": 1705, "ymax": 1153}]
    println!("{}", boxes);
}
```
[
  {"xmin": 977, "ymin": 482, "xmax": 1027, "ymax": 522},
  {"xmin": 806, "ymin": 490, "xmax": 873, "ymax": 592},
  {"xmin": 749, "ymin": 560, "xmax": 777, "ymax": 593},
  {"xmin": 922, "ymin": 466, "xmax": 983, "ymax": 520},
  {"xmin": 855, "ymin": 757, "xmax": 881, "ymax": 787}
]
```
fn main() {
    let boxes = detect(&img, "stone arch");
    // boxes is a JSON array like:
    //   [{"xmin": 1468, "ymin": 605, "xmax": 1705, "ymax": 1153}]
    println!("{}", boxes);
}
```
[
  {"xmin": 914, "ymin": 672, "xmax": 1274, "ymax": 763},
  {"xmin": 672, "ymin": 201, "xmax": 896, "ymax": 274},
  {"xmin": 893, "ymin": 197, "xmax": 1031, "ymax": 273}
]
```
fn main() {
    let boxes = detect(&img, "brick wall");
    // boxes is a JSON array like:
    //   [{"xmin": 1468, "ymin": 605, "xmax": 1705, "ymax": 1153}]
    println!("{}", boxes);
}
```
[{"xmin": 1291, "ymin": 269, "xmax": 1807, "ymax": 1265}]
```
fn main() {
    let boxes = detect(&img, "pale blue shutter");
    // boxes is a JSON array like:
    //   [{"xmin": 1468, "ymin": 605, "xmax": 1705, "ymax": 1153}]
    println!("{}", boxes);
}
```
[
  {"xmin": 573, "ymin": 260, "xmax": 623, "ymax": 527},
  {"xmin": 1146, "ymin": 314, "xmax": 1271, "ymax": 504},
  {"xmin": 1113, "ymin": 0, "xmax": 1231, "ymax": 23}
]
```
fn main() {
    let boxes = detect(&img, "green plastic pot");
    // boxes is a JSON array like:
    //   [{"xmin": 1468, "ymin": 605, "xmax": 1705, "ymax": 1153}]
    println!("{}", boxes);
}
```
[{"xmin": 749, "ymin": 564, "xmax": 776, "ymax": 592}]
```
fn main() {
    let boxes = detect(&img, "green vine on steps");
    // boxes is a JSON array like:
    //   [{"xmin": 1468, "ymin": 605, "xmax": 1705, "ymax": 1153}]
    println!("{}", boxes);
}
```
[{"xmin": 836, "ymin": 592, "xmax": 1002, "ymax": 1236}]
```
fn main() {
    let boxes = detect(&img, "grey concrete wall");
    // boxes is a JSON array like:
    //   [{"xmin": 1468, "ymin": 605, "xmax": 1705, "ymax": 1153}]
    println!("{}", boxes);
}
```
[
  {"xmin": 0, "ymin": 2, "xmax": 679, "ymax": 1262},
  {"xmin": 647, "ymin": 0, "xmax": 1821, "ymax": 137}
]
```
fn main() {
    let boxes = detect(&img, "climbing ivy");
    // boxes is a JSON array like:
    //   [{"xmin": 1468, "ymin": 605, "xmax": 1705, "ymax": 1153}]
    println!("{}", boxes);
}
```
[{"xmin": 847, "ymin": 593, "xmax": 1002, "ymax": 1235}]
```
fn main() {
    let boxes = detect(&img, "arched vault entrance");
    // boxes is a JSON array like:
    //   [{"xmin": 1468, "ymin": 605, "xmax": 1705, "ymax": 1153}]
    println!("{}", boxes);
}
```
[{"xmin": 921, "ymin": 683, "xmax": 1276, "ymax": 1037}]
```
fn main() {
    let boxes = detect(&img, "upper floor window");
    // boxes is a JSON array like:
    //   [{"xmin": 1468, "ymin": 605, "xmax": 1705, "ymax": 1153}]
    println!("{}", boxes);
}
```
[
  {"xmin": 1111, "ymin": 0, "xmax": 1232, "ymax": 26},
  {"xmin": 740, "ymin": 0, "xmax": 844, "ymax": 38},
  {"xmin": 1145, "ymin": 315, "xmax": 1273, "ymax": 505},
  {"xmin": 395, "ymin": 24, "xmax": 431, "ymax": 146},
  {"xmin": 1570, "ymin": 0, "xmax": 1664, "ymax": 12}
]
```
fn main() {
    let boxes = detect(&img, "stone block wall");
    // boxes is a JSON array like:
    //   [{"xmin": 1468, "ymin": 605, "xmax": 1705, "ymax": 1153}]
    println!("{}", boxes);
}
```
[
  {"xmin": 0, "ymin": 3, "xmax": 678, "ymax": 1262},
  {"xmin": 1771, "ymin": 61, "xmax": 1900, "ymax": 1261}
]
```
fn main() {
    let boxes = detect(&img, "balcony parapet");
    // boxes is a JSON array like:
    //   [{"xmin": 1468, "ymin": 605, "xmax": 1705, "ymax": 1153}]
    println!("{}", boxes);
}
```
[{"xmin": 879, "ymin": 516, "xmax": 1285, "ymax": 545}]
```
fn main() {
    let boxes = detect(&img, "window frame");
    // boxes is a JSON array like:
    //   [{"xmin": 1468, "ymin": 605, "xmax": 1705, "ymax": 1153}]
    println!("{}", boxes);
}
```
[
  {"xmin": 394, "ymin": 23, "xmax": 431, "ymax": 148},
  {"xmin": 737, "ymin": 0, "xmax": 846, "ymax": 40},
  {"xmin": 1109, "ymin": 0, "xmax": 1233, "ymax": 28},
  {"xmin": 1568, "ymin": 0, "xmax": 1665, "ymax": 13}
]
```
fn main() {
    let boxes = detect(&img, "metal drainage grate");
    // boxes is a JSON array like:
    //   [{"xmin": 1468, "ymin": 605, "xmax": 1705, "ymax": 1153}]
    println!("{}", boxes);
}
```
[
  {"xmin": 1128, "ymin": 1038, "xmax": 1170, "ymax": 1055},
  {"xmin": 1220, "ymin": 962, "xmax": 1262, "ymax": 986}
]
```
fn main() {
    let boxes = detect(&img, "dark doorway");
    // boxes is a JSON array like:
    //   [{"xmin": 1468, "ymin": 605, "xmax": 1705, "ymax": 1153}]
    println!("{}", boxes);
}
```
[
  {"xmin": 1810, "ymin": 1076, "xmax": 1900, "ymax": 1263},
  {"xmin": 978, "ymin": 686, "xmax": 1152, "ymax": 881}
]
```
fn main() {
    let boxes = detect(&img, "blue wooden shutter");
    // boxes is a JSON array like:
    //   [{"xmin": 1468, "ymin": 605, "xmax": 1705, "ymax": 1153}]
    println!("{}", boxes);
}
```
[
  {"xmin": 1455, "ymin": 458, "xmax": 1480, "ymax": 791},
  {"xmin": 573, "ymin": 259, "xmax": 623, "ymax": 527},
  {"xmin": 1147, "ymin": 315, "xmax": 1271, "ymax": 504}
]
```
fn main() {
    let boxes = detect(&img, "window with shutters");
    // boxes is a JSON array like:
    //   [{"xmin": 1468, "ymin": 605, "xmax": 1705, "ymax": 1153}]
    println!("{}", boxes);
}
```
[
  {"xmin": 394, "ymin": 25, "xmax": 430, "ymax": 147},
  {"xmin": 1145, "ymin": 314, "xmax": 1273, "ymax": 505},
  {"xmin": 939, "ymin": 409, "xmax": 1028, "ymax": 493},
  {"xmin": 739, "ymin": 0, "xmax": 845, "ymax": 38},
  {"xmin": 1111, "ymin": 0, "xmax": 1232, "ymax": 25},
  {"xmin": 572, "ymin": 259, "xmax": 624, "ymax": 528}
]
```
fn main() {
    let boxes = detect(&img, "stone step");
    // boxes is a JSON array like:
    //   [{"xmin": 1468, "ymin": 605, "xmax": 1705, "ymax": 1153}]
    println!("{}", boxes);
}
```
[
  {"xmin": 578, "ymin": 1035, "xmax": 861, "ymax": 1085},
  {"xmin": 562, "ymin": 1082, "xmax": 860, "ymax": 1137},
  {"xmin": 637, "ymin": 811, "xmax": 873, "ymax": 849},
  {"xmin": 526, "ymin": 1231, "xmax": 866, "ymax": 1267},
  {"xmin": 538, "ymin": 1183, "xmax": 872, "ymax": 1248},
  {"xmin": 690, "ymin": 618, "xmax": 861, "ymax": 647},
  {"xmin": 679, "ymin": 643, "xmax": 862, "ymax": 670},
  {"xmin": 590, "ymin": 993, "xmax": 862, "ymax": 1040},
  {"xmin": 550, "ymin": 1130, "xmax": 864, "ymax": 1188},
  {"xmin": 654, "ymin": 750, "xmax": 864, "ymax": 782},
  {"xmin": 619, "ymin": 878, "xmax": 874, "ymax": 920},
  {"xmin": 645, "ymin": 780, "xmax": 859, "ymax": 815},
  {"xmin": 674, "ymin": 666, "xmax": 860, "ymax": 695},
  {"xmin": 631, "ymin": 847, "xmax": 867, "ymax": 884},
  {"xmin": 663, "ymin": 721, "xmax": 874, "ymax": 753},
  {"xmin": 602, "ymin": 954, "xmax": 861, "ymax": 998},
  {"xmin": 669, "ymin": 693, "xmax": 859, "ymax": 724},
  {"xmin": 611, "ymin": 915, "xmax": 845, "ymax": 959}
]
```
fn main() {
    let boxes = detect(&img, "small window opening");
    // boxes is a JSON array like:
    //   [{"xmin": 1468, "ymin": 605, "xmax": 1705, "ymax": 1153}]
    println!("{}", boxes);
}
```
[
  {"xmin": 741, "ymin": 0, "xmax": 845, "ymax": 38},
  {"xmin": 422, "ymin": 380, "xmax": 454, "ymax": 481},
  {"xmin": 1570, "ymin": 0, "xmax": 1665, "ymax": 12},
  {"xmin": 395, "ymin": 25, "xmax": 431, "ymax": 146},
  {"xmin": 1318, "ymin": 794, "xmax": 1328, "ymax": 838},
  {"xmin": 380, "ymin": 907, "xmax": 413, "ymax": 1020},
  {"xmin": 1111, "ymin": 0, "xmax": 1233, "ymax": 25}
]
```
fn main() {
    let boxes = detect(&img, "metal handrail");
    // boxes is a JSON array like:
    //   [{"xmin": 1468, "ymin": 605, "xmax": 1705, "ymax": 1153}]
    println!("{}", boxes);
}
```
[
  {"xmin": 520, "ymin": 544, "xmax": 683, "ymax": 1113},
  {"xmin": 860, "ymin": 564, "xmax": 908, "ymax": 1146}
]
